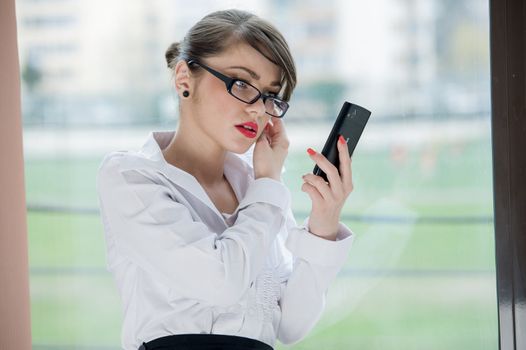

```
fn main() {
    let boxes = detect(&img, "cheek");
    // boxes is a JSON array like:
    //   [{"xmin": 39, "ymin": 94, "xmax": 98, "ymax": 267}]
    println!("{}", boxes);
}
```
[
  {"xmin": 255, "ymin": 120, "xmax": 270, "ymax": 139},
  {"xmin": 208, "ymin": 84, "xmax": 242, "ymax": 115},
  {"xmin": 195, "ymin": 84, "xmax": 237, "ymax": 125},
  {"xmin": 262, "ymin": 118, "xmax": 271, "ymax": 130}
]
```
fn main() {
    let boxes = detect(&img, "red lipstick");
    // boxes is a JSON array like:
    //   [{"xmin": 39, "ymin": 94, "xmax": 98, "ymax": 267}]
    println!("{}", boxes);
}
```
[{"xmin": 235, "ymin": 122, "xmax": 258, "ymax": 139}]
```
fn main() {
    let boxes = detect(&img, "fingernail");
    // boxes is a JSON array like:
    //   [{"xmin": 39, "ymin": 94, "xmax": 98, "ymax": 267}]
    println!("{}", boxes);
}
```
[
  {"xmin": 307, "ymin": 148, "xmax": 316, "ymax": 156},
  {"xmin": 339, "ymin": 135, "xmax": 346, "ymax": 145}
]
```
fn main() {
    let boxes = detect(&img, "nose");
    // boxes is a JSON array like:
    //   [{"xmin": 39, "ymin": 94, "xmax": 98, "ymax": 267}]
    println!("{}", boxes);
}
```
[{"xmin": 245, "ymin": 96, "xmax": 266, "ymax": 118}]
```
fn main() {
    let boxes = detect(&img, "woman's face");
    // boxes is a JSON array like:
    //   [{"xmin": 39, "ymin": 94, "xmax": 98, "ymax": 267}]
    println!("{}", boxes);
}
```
[{"xmin": 189, "ymin": 42, "xmax": 282, "ymax": 154}]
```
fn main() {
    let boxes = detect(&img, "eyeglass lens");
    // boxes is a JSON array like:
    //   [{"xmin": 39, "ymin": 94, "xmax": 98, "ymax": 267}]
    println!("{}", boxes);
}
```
[{"xmin": 230, "ymin": 81, "xmax": 287, "ymax": 117}]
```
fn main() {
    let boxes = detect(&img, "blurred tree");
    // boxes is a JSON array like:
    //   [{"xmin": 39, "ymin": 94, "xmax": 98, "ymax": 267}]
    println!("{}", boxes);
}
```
[
  {"xmin": 305, "ymin": 80, "xmax": 346, "ymax": 120},
  {"xmin": 21, "ymin": 59, "xmax": 42, "ymax": 92}
]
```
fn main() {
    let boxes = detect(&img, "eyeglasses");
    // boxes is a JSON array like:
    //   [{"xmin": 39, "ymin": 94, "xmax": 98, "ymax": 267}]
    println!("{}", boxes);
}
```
[{"xmin": 187, "ymin": 59, "xmax": 289, "ymax": 118}]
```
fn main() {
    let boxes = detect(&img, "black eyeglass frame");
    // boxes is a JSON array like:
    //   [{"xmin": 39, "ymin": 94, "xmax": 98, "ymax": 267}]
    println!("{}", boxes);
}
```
[{"xmin": 187, "ymin": 59, "xmax": 289, "ymax": 118}]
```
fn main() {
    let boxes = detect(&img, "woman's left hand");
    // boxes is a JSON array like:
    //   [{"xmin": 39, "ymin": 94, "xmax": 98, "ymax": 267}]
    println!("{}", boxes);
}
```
[{"xmin": 301, "ymin": 135, "xmax": 354, "ymax": 241}]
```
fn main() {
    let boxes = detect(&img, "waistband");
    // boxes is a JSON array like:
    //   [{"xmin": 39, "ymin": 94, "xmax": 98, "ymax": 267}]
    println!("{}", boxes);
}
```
[{"xmin": 139, "ymin": 334, "xmax": 274, "ymax": 350}]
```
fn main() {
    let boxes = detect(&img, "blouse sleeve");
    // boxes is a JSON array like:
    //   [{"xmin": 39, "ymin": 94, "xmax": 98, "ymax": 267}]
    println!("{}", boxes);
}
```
[
  {"xmin": 96, "ymin": 153, "xmax": 291, "ymax": 307},
  {"xmin": 277, "ymin": 207, "xmax": 354, "ymax": 345}
]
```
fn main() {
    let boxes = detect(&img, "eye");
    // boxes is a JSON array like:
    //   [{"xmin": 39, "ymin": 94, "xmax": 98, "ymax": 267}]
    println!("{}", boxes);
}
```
[{"xmin": 234, "ymin": 80, "xmax": 250, "ymax": 90}]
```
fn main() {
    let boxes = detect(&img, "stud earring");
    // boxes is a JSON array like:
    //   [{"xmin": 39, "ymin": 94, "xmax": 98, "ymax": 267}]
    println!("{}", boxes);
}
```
[{"xmin": 182, "ymin": 90, "xmax": 190, "ymax": 98}]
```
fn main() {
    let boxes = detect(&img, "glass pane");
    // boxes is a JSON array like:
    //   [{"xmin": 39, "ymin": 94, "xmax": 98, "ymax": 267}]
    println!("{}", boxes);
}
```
[{"xmin": 17, "ymin": 0, "xmax": 496, "ymax": 348}]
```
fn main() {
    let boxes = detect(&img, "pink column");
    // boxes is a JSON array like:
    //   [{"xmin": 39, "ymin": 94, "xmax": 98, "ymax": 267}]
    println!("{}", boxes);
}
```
[{"xmin": 0, "ymin": 0, "xmax": 33, "ymax": 347}]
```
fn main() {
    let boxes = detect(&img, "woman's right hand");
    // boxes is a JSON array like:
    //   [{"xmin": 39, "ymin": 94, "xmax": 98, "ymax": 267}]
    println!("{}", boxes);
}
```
[{"xmin": 253, "ymin": 118, "xmax": 289, "ymax": 181}]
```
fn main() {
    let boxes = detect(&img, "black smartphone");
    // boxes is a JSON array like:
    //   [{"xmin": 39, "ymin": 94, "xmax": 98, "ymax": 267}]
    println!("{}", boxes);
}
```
[{"xmin": 313, "ymin": 101, "xmax": 371, "ymax": 182}]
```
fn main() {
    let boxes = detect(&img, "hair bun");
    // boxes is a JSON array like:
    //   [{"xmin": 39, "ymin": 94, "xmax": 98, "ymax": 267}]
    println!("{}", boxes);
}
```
[{"xmin": 165, "ymin": 42, "xmax": 180, "ymax": 69}]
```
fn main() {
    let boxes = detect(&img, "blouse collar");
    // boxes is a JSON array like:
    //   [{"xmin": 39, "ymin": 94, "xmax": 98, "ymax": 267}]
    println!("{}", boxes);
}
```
[{"xmin": 134, "ymin": 131, "xmax": 254, "ymax": 220}]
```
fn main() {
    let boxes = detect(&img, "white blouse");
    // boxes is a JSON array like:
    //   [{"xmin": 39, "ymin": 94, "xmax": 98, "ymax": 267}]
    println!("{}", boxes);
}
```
[{"xmin": 96, "ymin": 131, "xmax": 354, "ymax": 350}]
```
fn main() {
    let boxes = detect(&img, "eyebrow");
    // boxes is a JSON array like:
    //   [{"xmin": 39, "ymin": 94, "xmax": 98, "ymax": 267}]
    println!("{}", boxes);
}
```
[{"xmin": 227, "ymin": 65, "xmax": 282, "ymax": 87}]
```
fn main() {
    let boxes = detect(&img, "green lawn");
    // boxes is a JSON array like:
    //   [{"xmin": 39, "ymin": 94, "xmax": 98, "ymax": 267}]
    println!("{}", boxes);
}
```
[{"xmin": 25, "ymin": 136, "xmax": 497, "ymax": 349}]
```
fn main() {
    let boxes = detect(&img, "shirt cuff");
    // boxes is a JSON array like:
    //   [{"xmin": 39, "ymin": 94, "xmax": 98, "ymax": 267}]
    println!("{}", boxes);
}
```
[
  {"xmin": 238, "ymin": 177, "xmax": 291, "ymax": 213},
  {"xmin": 285, "ymin": 220, "xmax": 354, "ymax": 267}
]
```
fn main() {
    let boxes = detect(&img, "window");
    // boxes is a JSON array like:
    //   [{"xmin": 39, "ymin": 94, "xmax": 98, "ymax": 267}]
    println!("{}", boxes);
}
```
[{"xmin": 17, "ymin": 0, "xmax": 497, "ymax": 348}]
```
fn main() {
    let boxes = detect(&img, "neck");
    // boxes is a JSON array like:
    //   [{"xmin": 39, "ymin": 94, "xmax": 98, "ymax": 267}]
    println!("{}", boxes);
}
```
[{"xmin": 162, "ymin": 120, "xmax": 227, "ymax": 187}]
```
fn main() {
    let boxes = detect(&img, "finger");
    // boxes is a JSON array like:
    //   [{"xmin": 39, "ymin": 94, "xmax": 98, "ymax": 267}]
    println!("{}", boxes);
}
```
[
  {"xmin": 256, "ymin": 127, "xmax": 270, "ymax": 146},
  {"xmin": 268, "ymin": 118, "xmax": 289, "ymax": 148},
  {"xmin": 337, "ymin": 135, "xmax": 353, "ymax": 190},
  {"xmin": 268, "ymin": 117, "xmax": 286, "ymax": 136},
  {"xmin": 302, "ymin": 173, "xmax": 332, "ymax": 200},
  {"xmin": 306, "ymin": 148, "xmax": 343, "ymax": 193},
  {"xmin": 301, "ymin": 180, "xmax": 323, "ymax": 203},
  {"xmin": 264, "ymin": 123, "xmax": 272, "ymax": 143}
]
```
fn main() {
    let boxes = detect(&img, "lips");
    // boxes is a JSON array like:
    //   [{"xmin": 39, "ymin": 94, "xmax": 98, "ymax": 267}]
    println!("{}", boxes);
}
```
[{"xmin": 235, "ymin": 122, "xmax": 258, "ymax": 139}]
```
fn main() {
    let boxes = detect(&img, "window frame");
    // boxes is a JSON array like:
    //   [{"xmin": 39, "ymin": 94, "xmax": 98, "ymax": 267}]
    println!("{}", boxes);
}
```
[{"xmin": 490, "ymin": 0, "xmax": 526, "ymax": 349}]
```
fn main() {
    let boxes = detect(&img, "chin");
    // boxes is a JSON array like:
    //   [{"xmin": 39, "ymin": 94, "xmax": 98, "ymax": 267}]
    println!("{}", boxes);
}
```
[
  {"xmin": 229, "ymin": 144, "xmax": 252, "ymax": 155},
  {"xmin": 227, "ymin": 139, "xmax": 255, "ymax": 155}
]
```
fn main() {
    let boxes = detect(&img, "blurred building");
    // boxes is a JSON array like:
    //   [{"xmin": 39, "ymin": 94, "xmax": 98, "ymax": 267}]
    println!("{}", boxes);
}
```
[
  {"xmin": 331, "ymin": 0, "xmax": 439, "ymax": 120},
  {"xmin": 16, "ymin": 0, "xmax": 489, "ymax": 125},
  {"xmin": 16, "ymin": 0, "xmax": 166, "ymax": 125}
]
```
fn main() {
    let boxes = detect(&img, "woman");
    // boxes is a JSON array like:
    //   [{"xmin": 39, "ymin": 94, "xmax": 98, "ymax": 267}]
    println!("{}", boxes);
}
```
[{"xmin": 97, "ymin": 9, "xmax": 355, "ymax": 350}]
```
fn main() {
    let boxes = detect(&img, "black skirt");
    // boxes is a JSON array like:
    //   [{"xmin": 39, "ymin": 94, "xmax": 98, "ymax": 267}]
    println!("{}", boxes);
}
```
[{"xmin": 138, "ymin": 334, "xmax": 274, "ymax": 350}]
